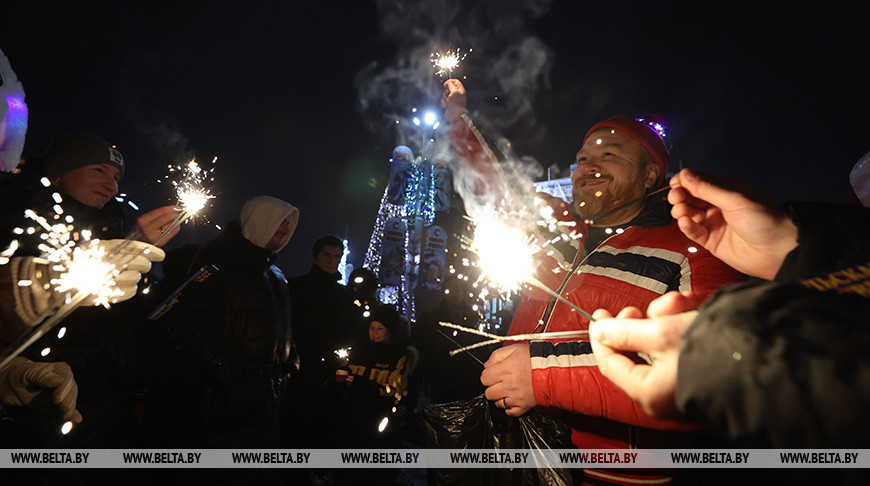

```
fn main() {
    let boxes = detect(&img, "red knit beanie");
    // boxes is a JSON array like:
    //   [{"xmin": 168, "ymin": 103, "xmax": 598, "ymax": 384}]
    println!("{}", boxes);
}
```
[{"xmin": 583, "ymin": 115, "xmax": 670, "ymax": 183}]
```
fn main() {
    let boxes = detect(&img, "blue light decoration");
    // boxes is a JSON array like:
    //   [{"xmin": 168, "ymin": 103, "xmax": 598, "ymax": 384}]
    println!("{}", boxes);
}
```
[
  {"xmin": 2, "ymin": 47, "xmax": 29, "ymax": 171},
  {"xmin": 363, "ymin": 153, "xmax": 439, "ymax": 321},
  {"xmin": 363, "ymin": 187, "xmax": 403, "ymax": 276},
  {"xmin": 635, "ymin": 114, "xmax": 667, "ymax": 139},
  {"xmin": 339, "ymin": 238, "xmax": 350, "ymax": 285},
  {"xmin": 0, "ymin": 95, "xmax": 29, "ymax": 172}
]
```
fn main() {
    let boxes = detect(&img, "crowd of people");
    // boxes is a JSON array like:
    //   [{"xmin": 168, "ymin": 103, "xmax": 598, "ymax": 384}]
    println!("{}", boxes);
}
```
[{"xmin": 2, "ymin": 42, "xmax": 869, "ymax": 486}]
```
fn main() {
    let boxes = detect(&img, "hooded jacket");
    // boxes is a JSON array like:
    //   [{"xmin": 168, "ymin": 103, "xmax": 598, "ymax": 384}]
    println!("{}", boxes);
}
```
[
  {"xmin": 240, "ymin": 195, "xmax": 299, "ymax": 252},
  {"xmin": 157, "ymin": 197, "xmax": 299, "ymax": 447}
]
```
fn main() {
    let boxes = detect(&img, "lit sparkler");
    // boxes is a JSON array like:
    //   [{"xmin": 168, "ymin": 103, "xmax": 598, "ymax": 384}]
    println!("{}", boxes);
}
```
[
  {"xmin": 430, "ymin": 47, "xmax": 470, "ymax": 78},
  {"xmin": 464, "ymin": 201, "xmax": 593, "ymax": 333},
  {"xmin": 155, "ymin": 157, "xmax": 217, "ymax": 244},
  {"xmin": 470, "ymin": 207, "xmax": 537, "ymax": 295},
  {"xmin": 0, "ymin": 201, "xmax": 132, "ymax": 370},
  {"xmin": 334, "ymin": 347, "xmax": 351, "ymax": 360}
]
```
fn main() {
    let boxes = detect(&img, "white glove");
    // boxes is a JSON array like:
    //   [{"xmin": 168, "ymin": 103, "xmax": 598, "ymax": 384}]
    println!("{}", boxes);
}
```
[
  {"xmin": 10, "ymin": 240, "xmax": 165, "ymax": 323},
  {"xmin": 0, "ymin": 356, "xmax": 82, "ymax": 423},
  {"xmin": 93, "ymin": 239, "xmax": 165, "ymax": 304}
]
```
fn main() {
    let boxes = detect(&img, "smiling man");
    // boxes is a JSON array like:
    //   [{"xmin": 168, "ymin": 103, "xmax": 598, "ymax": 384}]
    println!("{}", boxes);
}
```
[
  {"xmin": 572, "ymin": 117, "xmax": 664, "ymax": 226},
  {"xmin": 443, "ymin": 79, "xmax": 745, "ymax": 485},
  {"xmin": 0, "ymin": 134, "xmax": 181, "ymax": 254}
]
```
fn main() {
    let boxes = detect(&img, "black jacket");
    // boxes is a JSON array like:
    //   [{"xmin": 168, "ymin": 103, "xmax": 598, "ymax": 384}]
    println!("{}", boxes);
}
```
[
  {"xmin": 331, "ymin": 339, "xmax": 410, "ymax": 448},
  {"xmin": 0, "ymin": 160, "xmax": 139, "ymax": 448},
  {"xmin": 287, "ymin": 264, "xmax": 354, "ymax": 384},
  {"xmin": 413, "ymin": 299, "xmax": 492, "ymax": 404},
  {"xmin": 676, "ymin": 202, "xmax": 870, "ymax": 448},
  {"xmin": 157, "ymin": 221, "xmax": 294, "ymax": 447}
]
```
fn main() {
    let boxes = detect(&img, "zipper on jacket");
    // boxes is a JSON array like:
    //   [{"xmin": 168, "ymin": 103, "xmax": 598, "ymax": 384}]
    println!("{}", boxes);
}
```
[{"xmin": 533, "ymin": 230, "xmax": 625, "ymax": 333}]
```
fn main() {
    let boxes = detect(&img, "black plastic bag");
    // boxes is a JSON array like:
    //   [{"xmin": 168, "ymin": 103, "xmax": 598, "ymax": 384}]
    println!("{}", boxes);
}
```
[{"xmin": 423, "ymin": 394, "xmax": 576, "ymax": 486}]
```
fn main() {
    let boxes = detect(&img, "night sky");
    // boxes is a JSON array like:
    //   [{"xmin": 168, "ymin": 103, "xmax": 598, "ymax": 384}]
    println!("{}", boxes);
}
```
[{"xmin": 3, "ymin": 1, "xmax": 868, "ymax": 277}]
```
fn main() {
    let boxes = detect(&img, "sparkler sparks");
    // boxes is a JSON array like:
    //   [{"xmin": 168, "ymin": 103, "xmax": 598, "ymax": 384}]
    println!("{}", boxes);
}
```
[
  {"xmin": 156, "ymin": 157, "xmax": 217, "ymax": 244},
  {"xmin": 334, "ymin": 347, "xmax": 351, "ymax": 360},
  {"xmin": 461, "ymin": 194, "xmax": 592, "ymax": 332},
  {"xmin": 19, "ymin": 199, "xmax": 123, "ymax": 307},
  {"xmin": 54, "ymin": 242, "xmax": 124, "ymax": 307},
  {"xmin": 470, "ymin": 207, "xmax": 537, "ymax": 295},
  {"xmin": 0, "ymin": 196, "xmax": 134, "ymax": 370},
  {"xmin": 174, "ymin": 159, "xmax": 213, "ymax": 213},
  {"xmin": 430, "ymin": 47, "xmax": 470, "ymax": 78}
]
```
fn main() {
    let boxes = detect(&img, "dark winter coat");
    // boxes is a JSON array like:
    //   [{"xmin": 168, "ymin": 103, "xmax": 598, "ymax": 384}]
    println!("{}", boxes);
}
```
[
  {"xmin": 332, "ymin": 339, "xmax": 410, "ymax": 448},
  {"xmin": 287, "ymin": 265, "xmax": 354, "ymax": 384},
  {"xmin": 157, "ymin": 221, "xmax": 294, "ymax": 447},
  {"xmin": 676, "ymin": 202, "xmax": 870, "ymax": 448},
  {"xmin": 413, "ymin": 299, "xmax": 492, "ymax": 404},
  {"xmin": 0, "ymin": 159, "xmax": 141, "ymax": 448}
]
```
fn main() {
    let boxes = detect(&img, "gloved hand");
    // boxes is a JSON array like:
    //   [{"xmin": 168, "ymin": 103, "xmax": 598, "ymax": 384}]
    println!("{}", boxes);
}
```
[
  {"xmin": 0, "ymin": 357, "xmax": 82, "ymax": 423},
  {"xmin": 93, "ymin": 239, "xmax": 165, "ymax": 304},
  {"xmin": 11, "ymin": 240, "xmax": 165, "ymax": 323}
]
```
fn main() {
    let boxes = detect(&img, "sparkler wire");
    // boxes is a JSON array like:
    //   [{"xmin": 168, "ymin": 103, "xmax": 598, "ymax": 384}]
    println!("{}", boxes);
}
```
[
  {"xmin": 585, "ymin": 185, "xmax": 670, "ymax": 224},
  {"xmin": 435, "ymin": 329, "xmax": 485, "ymax": 367},
  {"xmin": 0, "ymin": 291, "xmax": 91, "ymax": 370},
  {"xmin": 152, "ymin": 209, "xmax": 195, "ymax": 246},
  {"xmin": 0, "ymin": 239, "xmax": 149, "ymax": 369},
  {"xmin": 439, "ymin": 321, "xmax": 590, "ymax": 357},
  {"xmin": 526, "ymin": 275, "xmax": 595, "ymax": 322}
]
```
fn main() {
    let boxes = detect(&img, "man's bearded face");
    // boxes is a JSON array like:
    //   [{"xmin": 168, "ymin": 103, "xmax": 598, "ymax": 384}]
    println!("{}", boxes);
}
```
[{"xmin": 571, "ymin": 129, "xmax": 655, "ymax": 225}]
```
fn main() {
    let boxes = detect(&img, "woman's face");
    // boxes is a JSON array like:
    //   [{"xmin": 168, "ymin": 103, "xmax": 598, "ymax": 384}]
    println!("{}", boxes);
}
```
[
  {"xmin": 368, "ymin": 321, "xmax": 390, "ymax": 343},
  {"xmin": 56, "ymin": 163, "xmax": 120, "ymax": 209}
]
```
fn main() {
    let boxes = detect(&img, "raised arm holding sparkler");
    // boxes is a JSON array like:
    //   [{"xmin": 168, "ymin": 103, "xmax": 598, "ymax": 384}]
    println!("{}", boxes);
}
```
[{"xmin": 440, "ymin": 79, "xmax": 744, "ymax": 466}]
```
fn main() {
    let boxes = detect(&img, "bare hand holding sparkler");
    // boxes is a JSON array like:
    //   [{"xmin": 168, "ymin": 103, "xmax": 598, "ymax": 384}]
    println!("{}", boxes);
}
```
[
  {"xmin": 668, "ymin": 168, "xmax": 797, "ymax": 280},
  {"xmin": 441, "ymin": 79, "xmax": 467, "ymax": 123},
  {"xmin": 128, "ymin": 205, "xmax": 182, "ymax": 246},
  {"xmin": 480, "ymin": 343, "xmax": 535, "ymax": 417},
  {"xmin": 589, "ymin": 291, "xmax": 702, "ymax": 419}
]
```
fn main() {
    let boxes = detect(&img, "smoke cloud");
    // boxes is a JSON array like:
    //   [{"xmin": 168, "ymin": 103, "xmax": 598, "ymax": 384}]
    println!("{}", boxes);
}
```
[{"xmin": 356, "ymin": 0, "xmax": 557, "ymax": 216}]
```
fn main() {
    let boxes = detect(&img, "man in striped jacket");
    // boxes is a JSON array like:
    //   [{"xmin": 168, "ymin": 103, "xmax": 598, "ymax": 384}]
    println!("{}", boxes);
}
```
[{"xmin": 442, "ymin": 79, "xmax": 744, "ymax": 484}]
